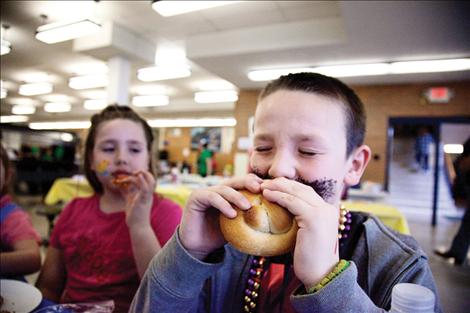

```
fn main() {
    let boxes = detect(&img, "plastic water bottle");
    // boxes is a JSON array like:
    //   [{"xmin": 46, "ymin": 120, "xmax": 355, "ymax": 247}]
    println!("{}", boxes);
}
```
[{"xmin": 390, "ymin": 283, "xmax": 435, "ymax": 313}]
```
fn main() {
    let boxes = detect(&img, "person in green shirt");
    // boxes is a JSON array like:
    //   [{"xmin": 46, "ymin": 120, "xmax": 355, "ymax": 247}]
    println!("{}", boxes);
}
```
[{"xmin": 197, "ymin": 141, "xmax": 212, "ymax": 177}]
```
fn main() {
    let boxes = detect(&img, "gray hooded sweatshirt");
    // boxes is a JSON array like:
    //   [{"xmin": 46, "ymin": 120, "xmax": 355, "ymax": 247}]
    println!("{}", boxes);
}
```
[{"xmin": 130, "ymin": 213, "xmax": 442, "ymax": 313}]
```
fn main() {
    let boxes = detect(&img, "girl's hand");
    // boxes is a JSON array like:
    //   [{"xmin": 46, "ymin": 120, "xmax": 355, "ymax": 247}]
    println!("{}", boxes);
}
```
[
  {"xmin": 119, "ymin": 171, "xmax": 156, "ymax": 228},
  {"xmin": 260, "ymin": 177, "xmax": 340, "ymax": 289},
  {"xmin": 179, "ymin": 174, "xmax": 263, "ymax": 260}
]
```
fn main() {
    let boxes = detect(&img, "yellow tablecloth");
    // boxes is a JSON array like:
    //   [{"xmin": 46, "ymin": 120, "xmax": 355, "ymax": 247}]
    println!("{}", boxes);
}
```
[
  {"xmin": 344, "ymin": 200, "xmax": 410, "ymax": 234},
  {"xmin": 44, "ymin": 177, "xmax": 192, "ymax": 208},
  {"xmin": 45, "ymin": 178, "xmax": 409, "ymax": 234}
]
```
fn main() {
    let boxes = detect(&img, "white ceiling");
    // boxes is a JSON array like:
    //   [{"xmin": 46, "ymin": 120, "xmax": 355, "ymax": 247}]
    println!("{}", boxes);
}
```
[{"xmin": 1, "ymin": 1, "xmax": 469, "ymax": 123}]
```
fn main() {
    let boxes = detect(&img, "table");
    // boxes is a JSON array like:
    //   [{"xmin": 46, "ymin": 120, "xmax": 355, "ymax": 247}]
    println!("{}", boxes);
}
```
[
  {"xmin": 344, "ymin": 200, "xmax": 410, "ymax": 234},
  {"xmin": 44, "ymin": 177, "xmax": 410, "ymax": 235},
  {"xmin": 44, "ymin": 176, "xmax": 193, "ymax": 208}
]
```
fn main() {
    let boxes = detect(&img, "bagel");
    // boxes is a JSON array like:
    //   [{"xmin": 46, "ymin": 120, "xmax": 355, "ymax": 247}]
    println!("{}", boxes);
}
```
[{"xmin": 219, "ymin": 190, "xmax": 298, "ymax": 256}]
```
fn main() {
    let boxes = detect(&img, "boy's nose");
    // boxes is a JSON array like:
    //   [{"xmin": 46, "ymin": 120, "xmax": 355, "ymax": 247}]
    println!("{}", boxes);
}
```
[{"xmin": 268, "ymin": 151, "xmax": 296, "ymax": 179}]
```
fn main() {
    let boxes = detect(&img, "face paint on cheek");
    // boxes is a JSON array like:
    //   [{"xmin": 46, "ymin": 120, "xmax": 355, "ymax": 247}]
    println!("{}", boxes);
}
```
[{"xmin": 95, "ymin": 159, "xmax": 111, "ymax": 177}]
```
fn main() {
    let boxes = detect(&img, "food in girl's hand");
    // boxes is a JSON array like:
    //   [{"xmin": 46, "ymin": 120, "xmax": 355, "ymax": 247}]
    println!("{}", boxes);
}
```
[
  {"xmin": 219, "ymin": 190, "xmax": 298, "ymax": 256},
  {"xmin": 112, "ymin": 174, "xmax": 132, "ymax": 189}
]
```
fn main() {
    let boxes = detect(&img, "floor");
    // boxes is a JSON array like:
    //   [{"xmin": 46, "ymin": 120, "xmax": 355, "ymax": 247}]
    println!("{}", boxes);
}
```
[{"xmin": 406, "ymin": 211, "xmax": 470, "ymax": 313}]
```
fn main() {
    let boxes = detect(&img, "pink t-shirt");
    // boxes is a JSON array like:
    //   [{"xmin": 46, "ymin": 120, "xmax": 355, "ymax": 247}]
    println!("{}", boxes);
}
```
[
  {"xmin": 0, "ymin": 195, "xmax": 41, "ymax": 251},
  {"xmin": 50, "ymin": 194, "xmax": 182, "ymax": 313}
]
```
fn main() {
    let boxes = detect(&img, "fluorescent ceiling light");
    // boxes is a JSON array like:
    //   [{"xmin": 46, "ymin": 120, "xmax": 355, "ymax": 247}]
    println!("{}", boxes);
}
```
[
  {"xmin": 29, "ymin": 121, "xmax": 91, "ymax": 130},
  {"xmin": 60, "ymin": 133, "xmax": 74, "ymax": 142},
  {"xmin": 390, "ymin": 59, "xmax": 470, "ymax": 74},
  {"xmin": 18, "ymin": 82, "xmax": 53, "ymax": 96},
  {"xmin": 12, "ymin": 104, "xmax": 36, "ymax": 115},
  {"xmin": 137, "ymin": 65, "xmax": 191, "ymax": 82},
  {"xmin": 0, "ymin": 88, "xmax": 6, "ymax": 99},
  {"xmin": 1, "ymin": 115, "xmax": 29, "ymax": 123},
  {"xmin": 194, "ymin": 90, "xmax": 239, "ymax": 103},
  {"xmin": 248, "ymin": 68, "xmax": 314, "ymax": 82},
  {"xmin": 148, "ymin": 118, "xmax": 237, "ymax": 128},
  {"xmin": 84, "ymin": 99, "xmax": 107, "ymax": 110},
  {"xmin": 1, "ymin": 39, "xmax": 11, "ymax": 55},
  {"xmin": 35, "ymin": 19, "xmax": 101, "ymax": 44},
  {"xmin": 69, "ymin": 74, "xmax": 108, "ymax": 90},
  {"xmin": 314, "ymin": 63, "xmax": 389, "ymax": 77},
  {"xmin": 132, "ymin": 95, "xmax": 169, "ymax": 107},
  {"xmin": 247, "ymin": 58, "xmax": 470, "ymax": 81},
  {"xmin": 443, "ymin": 144, "xmax": 464, "ymax": 154},
  {"xmin": 44, "ymin": 102, "xmax": 72, "ymax": 113},
  {"xmin": 193, "ymin": 80, "xmax": 236, "ymax": 91},
  {"xmin": 152, "ymin": 1, "xmax": 239, "ymax": 17}
]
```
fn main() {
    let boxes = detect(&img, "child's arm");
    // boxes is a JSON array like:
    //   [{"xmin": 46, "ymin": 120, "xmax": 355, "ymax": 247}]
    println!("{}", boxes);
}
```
[
  {"xmin": 122, "ymin": 171, "xmax": 162, "ymax": 278},
  {"xmin": 0, "ymin": 239, "xmax": 41, "ymax": 276},
  {"xmin": 36, "ymin": 246, "xmax": 66, "ymax": 302}
]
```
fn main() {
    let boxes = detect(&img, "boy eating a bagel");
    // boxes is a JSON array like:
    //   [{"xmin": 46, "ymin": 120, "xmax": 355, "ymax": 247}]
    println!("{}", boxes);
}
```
[{"xmin": 130, "ymin": 73, "xmax": 441, "ymax": 313}]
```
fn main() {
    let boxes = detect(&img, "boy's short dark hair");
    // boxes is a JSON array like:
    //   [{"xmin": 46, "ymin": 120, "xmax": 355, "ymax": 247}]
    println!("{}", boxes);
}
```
[
  {"xmin": 259, "ymin": 72, "xmax": 366, "ymax": 156},
  {"xmin": 84, "ymin": 105, "xmax": 155, "ymax": 194}
]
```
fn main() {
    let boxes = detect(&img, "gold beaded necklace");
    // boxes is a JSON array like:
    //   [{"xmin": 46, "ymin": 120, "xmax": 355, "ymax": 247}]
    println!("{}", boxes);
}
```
[{"xmin": 241, "ymin": 205, "xmax": 351, "ymax": 313}]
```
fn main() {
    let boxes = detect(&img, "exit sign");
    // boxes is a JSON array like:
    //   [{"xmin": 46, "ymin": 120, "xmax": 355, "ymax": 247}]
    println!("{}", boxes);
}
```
[{"xmin": 424, "ymin": 87, "xmax": 453, "ymax": 103}]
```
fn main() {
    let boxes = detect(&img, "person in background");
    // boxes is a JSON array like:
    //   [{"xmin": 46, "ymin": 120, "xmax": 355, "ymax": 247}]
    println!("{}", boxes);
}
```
[
  {"xmin": 434, "ymin": 137, "xmax": 470, "ymax": 265},
  {"xmin": 36, "ymin": 105, "xmax": 183, "ymax": 313},
  {"xmin": 0, "ymin": 144, "xmax": 41, "ymax": 279},
  {"xmin": 130, "ymin": 73, "xmax": 441, "ymax": 313},
  {"xmin": 414, "ymin": 127, "xmax": 434, "ymax": 172},
  {"xmin": 197, "ymin": 140, "xmax": 213, "ymax": 177}
]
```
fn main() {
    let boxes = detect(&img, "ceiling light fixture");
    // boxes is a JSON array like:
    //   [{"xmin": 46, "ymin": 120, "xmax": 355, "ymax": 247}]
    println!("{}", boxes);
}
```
[
  {"xmin": 147, "ymin": 118, "xmax": 237, "ymax": 128},
  {"xmin": 84, "ymin": 99, "xmax": 108, "ymax": 110},
  {"xmin": 35, "ymin": 17, "xmax": 101, "ymax": 44},
  {"xmin": 60, "ymin": 133, "xmax": 75, "ymax": 142},
  {"xmin": 0, "ymin": 39, "xmax": 11, "ymax": 55},
  {"xmin": 29, "ymin": 121, "xmax": 91, "ymax": 130},
  {"xmin": 137, "ymin": 65, "xmax": 191, "ymax": 82},
  {"xmin": 18, "ymin": 82, "xmax": 53, "ymax": 96},
  {"xmin": 132, "ymin": 95, "xmax": 169, "ymax": 107},
  {"xmin": 1, "ymin": 115, "xmax": 29, "ymax": 123},
  {"xmin": 12, "ymin": 104, "xmax": 36, "ymax": 115},
  {"xmin": 151, "ymin": 1, "xmax": 239, "ymax": 17},
  {"xmin": 390, "ymin": 58, "xmax": 470, "ymax": 74},
  {"xmin": 314, "ymin": 63, "xmax": 389, "ymax": 78},
  {"xmin": 1, "ymin": 24, "xmax": 11, "ymax": 56},
  {"xmin": 247, "ymin": 58, "xmax": 470, "ymax": 81},
  {"xmin": 69, "ymin": 74, "xmax": 108, "ymax": 90},
  {"xmin": 443, "ymin": 144, "xmax": 463, "ymax": 154},
  {"xmin": 44, "ymin": 102, "xmax": 72, "ymax": 113},
  {"xmin": 194, "ymin": 90, "xmax": 239, "ymax": 103}
]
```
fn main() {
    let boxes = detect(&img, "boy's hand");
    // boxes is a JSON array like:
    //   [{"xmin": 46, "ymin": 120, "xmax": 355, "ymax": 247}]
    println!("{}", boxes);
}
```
[
  {"xmin": 179, "ymin": 174, "xmax": 263, "ymax": 260},
  {"xmin": 260, "ymin": 177, "xmax": 340, "ymax": 289}
]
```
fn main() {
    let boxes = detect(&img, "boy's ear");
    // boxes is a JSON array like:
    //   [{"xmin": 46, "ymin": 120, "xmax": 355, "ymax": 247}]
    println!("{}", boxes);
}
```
[{"xmin": 344, "ymin": 145, "xmax": 371, "ymax": 186}]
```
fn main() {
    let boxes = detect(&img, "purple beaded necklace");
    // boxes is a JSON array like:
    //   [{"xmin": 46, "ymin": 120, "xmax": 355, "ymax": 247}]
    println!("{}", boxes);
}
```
[{"xmin": 241, "ymin": 206, "xmax": 352, "ymax": 313}]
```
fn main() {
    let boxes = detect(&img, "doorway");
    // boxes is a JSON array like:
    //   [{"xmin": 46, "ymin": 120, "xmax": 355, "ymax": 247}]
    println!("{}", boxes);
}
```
[{"xmin": 385, "ymin": 116, "xmax": 470, "ymax": 226}]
